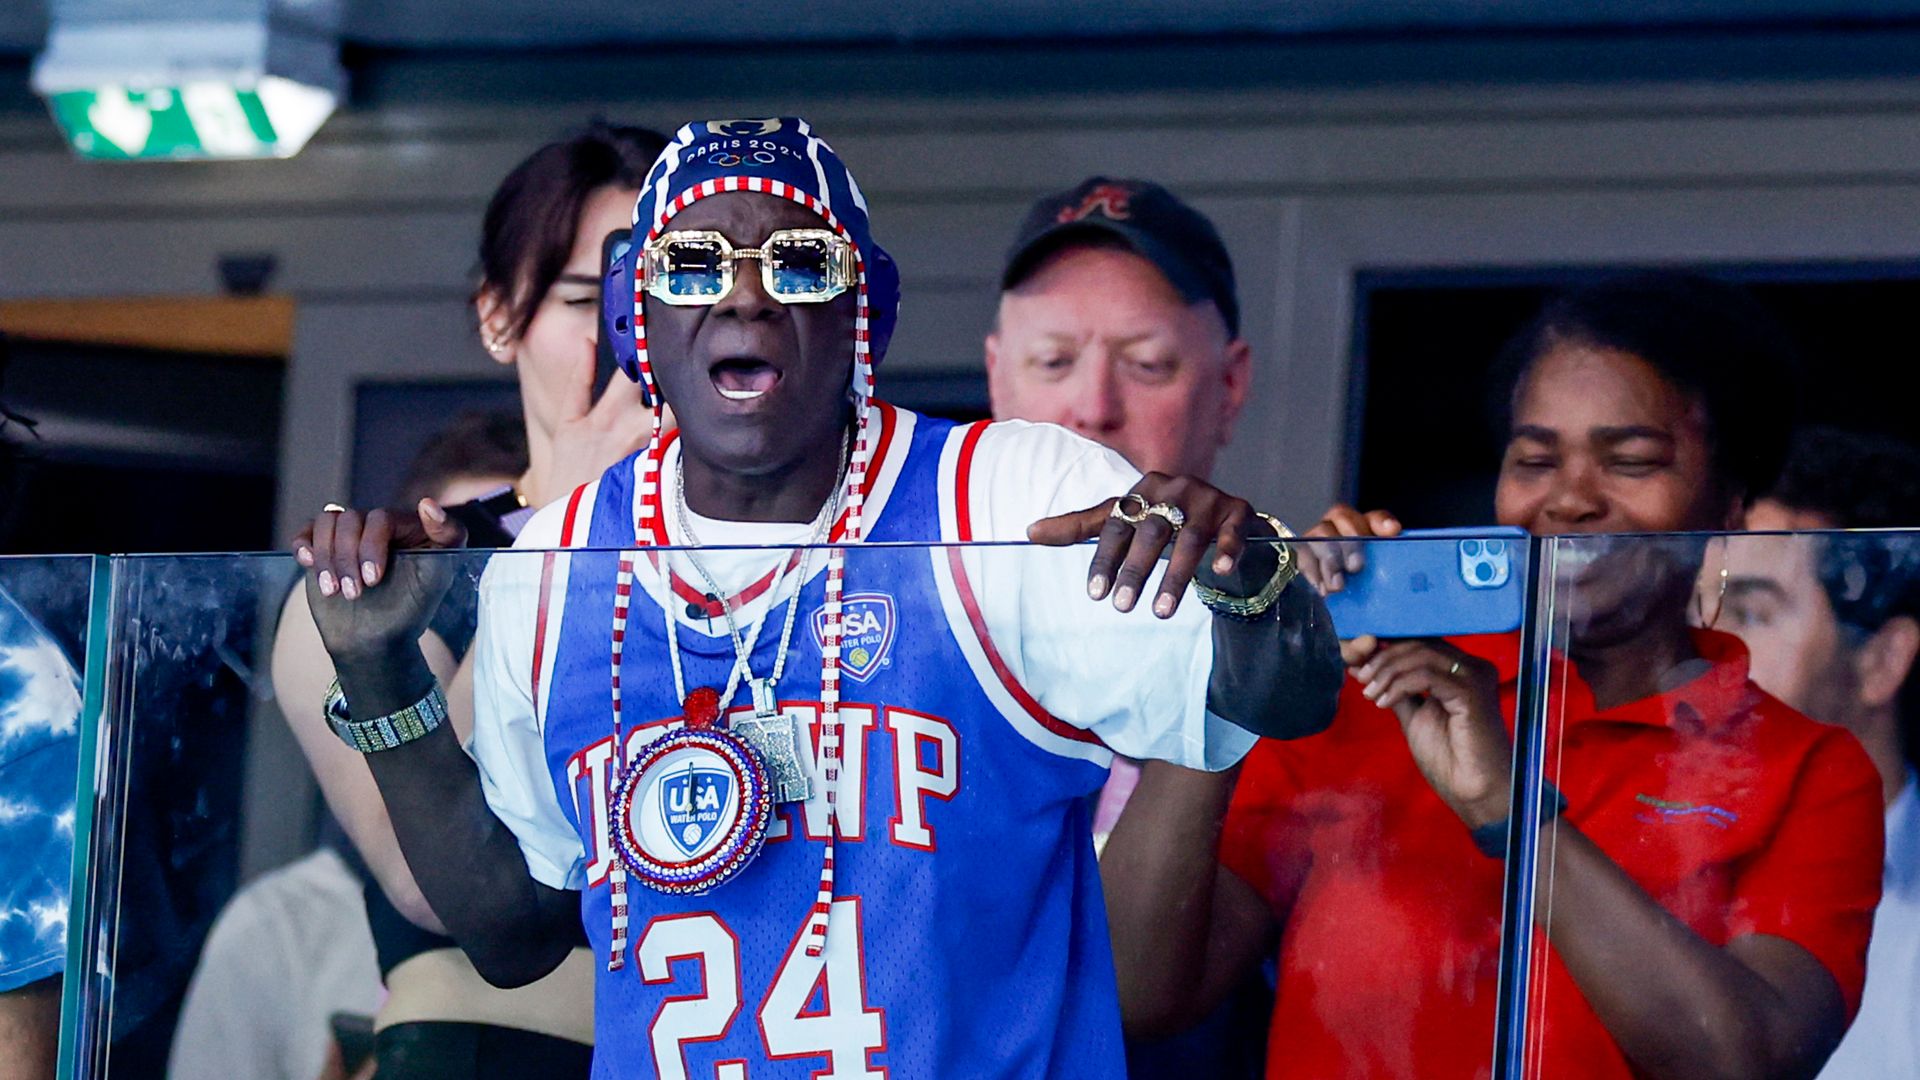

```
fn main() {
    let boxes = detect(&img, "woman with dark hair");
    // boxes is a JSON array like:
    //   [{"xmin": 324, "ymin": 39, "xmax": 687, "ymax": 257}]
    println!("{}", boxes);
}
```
[
  {"xmin": 465, "ymin": 122, "xmax": 666, "ymax": 532},
  {"xmin": 1131, "ymin": 272, "xmax": 1886, "ymax": 1078},
  {"xmin": 267, "ymin": 121, "xmax": 668, "ymax": 1078}
]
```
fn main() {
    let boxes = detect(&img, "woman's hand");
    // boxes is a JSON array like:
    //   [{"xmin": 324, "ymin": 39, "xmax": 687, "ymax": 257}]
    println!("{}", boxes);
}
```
[
  {"xmin": 1028, "ymin": 472, "xmax": 1274, "ymax": 619},
  {"xmin": 1299, "ymin": 504, "xmax": 1402, "ymax": 595},
  {"xmin": 292, "ymin": 500, "xmax": 467, "ymax": 665},
  {"xmin": 1345, "ymin": 635, "xmax": 1512, "ymax": 828},
  {"xmin": 524, "ymin": 351, "xmax": 658, "ymax": 507}
]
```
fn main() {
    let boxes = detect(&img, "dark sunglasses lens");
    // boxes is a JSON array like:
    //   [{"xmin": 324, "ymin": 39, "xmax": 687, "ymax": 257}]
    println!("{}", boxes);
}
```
[
  {"xmin": 664, "ymin": 238, "xmax": 727, "ymax": 298},
  {"xmin": 767, "ymin": 236, "xmax": 834, "ymax": 296}
]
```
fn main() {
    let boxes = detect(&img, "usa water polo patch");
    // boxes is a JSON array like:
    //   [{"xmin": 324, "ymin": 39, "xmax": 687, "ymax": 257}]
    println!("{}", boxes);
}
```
[{"xmin": 813, "ymin": 591, "xmax": 896, "ymax": 683}]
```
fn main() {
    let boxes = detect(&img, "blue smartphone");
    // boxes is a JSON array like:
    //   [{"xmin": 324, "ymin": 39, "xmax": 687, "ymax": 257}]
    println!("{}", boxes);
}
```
[{"xmin": 1316, "ymin": 527, "xmax": 1529, "ymax": 639}]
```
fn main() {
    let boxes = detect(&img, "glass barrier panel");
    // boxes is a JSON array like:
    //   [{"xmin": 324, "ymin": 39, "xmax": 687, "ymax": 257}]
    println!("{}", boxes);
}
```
[
  {"xmin": 0, "ymin": 555, "xmax": 98, "ymax": 1080},
  {"xmin": 65, "ymin": 551, "xmax": 394, "ymax": 1080},
  {"xmin": 72, "ymin": 536, "xmax": 1536, "ymax": 1079},
  {"xmin": 1226, "ymin": 532, "xmax": 1535, "ymax": 1080},
  {"xmin": 1521, "ymin": 530, "xmax": 1914, "ymax": 1080}
]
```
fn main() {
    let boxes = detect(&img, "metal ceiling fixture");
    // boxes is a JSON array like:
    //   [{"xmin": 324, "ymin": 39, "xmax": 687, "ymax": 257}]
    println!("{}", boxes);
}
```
[{"xmin": 30, "ymin": 0, "xmax": 345, "ymax": 161}]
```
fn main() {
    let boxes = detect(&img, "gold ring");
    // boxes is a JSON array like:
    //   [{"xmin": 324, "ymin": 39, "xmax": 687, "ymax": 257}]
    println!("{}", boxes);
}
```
[
  {"xmin": 1110, "ymin": 493, "xmax": 1151, "ymax": 524},
  {"xmin": 322, "ymin": 503, "xmax": 349, "ymax": 514},
  {"xmin": 1145, "ymin": 502, "xmax": 1186, "ymax": 533}
]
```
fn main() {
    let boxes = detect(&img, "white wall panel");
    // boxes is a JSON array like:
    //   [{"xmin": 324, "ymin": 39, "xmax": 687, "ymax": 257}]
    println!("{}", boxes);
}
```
[{"xmin": 7, "ymin": 79, "xmax": 1920, "ymax": 535}]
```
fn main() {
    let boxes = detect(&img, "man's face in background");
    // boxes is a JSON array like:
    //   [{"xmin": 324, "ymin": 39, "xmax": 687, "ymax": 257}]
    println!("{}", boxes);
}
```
[
  {"xmin": 985, "ymin": 244, "xmax": 1250, "ymax": 478},
  {"xmin": 1721, "ymin": 499, "xmax": 1859, "ymax": 728}
]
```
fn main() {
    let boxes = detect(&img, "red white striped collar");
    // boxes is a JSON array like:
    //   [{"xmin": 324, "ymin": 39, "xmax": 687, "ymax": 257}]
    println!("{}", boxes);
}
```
[{"xmin": 632, "ymin": 400, "xmax": 903, "ymax": 614}]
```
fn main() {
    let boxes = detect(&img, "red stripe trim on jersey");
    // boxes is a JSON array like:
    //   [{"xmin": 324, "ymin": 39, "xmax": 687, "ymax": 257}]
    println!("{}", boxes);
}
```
[
  {"xmin": 830, "ymin": 399, "xmax": 895, "ymax": 542},
  {"xmin": 559, "ymin": 486, "xmax": 588, "ymax": 547},
  {"xmin": 948, "ymin": 422, "xmax": 1103, "ymax": 747},
  {"xmin": 952, "ymin": 420, "xmax": 989, "ymax": 543},
  {"xmin": 530, "ymin": 483, "xmax": 591, "ymax": 710}
]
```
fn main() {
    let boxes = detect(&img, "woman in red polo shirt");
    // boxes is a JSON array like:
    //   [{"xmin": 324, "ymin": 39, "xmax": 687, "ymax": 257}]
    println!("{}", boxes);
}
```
[{"xmin": 1146, "ymin": 273, "xmax": 1885, "ymax": 1079}]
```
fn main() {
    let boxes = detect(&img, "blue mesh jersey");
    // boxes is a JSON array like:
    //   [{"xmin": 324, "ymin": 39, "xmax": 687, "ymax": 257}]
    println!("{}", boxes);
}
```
[
  {"xmin": 0, "ymin": 586, "xmax": 82, "ymax": 993},
  {"xmin": 472, "ymin": 405, "xmax": 1252, "ymax": 1079}
]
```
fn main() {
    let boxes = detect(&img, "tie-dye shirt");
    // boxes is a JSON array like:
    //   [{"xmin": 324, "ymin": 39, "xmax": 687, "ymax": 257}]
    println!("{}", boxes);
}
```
[{"xmin": 0, "ymin": 586, "xmax": 81, "ymax": 992}]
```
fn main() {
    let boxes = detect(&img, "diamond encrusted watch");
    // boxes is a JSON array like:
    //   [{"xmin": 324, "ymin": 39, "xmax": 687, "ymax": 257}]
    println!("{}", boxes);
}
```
[{"xmin": 323, "ymin": 677, "xmax": 449, "ymax": 753}]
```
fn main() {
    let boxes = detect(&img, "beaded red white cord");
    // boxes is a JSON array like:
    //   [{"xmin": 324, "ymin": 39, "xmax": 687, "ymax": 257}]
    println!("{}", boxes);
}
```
[
  {"xmin": 607, "ymin": 175, "xmax": 876, "ymax": 969},
  {"xmin": 607, "ymin": 549, "xmax": 634, "ymax": 970}
]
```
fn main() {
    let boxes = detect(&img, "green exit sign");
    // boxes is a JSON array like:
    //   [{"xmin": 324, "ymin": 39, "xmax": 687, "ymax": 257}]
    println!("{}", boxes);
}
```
[{"xmin": 46, "ymin": 79, "xmax": 335, "ymax": 161}]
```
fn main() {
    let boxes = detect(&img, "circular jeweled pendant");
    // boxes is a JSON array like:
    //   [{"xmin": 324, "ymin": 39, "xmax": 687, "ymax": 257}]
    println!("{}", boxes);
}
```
[{"xmin": 613, "ymin": 727, "xmax": 774, "ymax": 895}]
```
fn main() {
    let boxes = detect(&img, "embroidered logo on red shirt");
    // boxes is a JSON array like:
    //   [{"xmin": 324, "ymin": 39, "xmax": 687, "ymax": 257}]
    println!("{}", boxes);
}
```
[{"xmin": 1634, "ymin": 793, "xmax": 1739, "ymax": 828}]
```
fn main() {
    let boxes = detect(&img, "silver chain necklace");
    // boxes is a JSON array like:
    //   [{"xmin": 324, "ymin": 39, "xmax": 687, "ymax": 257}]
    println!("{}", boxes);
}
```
[{"xmin": 662, "ymin": 428, "xmax": 849, "ymax": 714}]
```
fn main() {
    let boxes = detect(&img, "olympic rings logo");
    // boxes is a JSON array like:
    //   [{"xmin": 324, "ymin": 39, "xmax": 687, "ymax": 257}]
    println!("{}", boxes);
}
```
[{"xmin": 710, "ymin": 150, "xmax": 779, "ymax": 168}]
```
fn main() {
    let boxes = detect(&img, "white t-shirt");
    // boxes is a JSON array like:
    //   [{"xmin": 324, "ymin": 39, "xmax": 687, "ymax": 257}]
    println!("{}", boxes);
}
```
[
  {"xmin": 1818, "ymin": 771, "xmax": 1920, "ymax": 1080},
  {"xmin": 168, "ymin": 848, "xmax": 383, "ymax": 1080},
  {"xmin": 469, "ymin": 411, "xmax": 1254, "ymax": 890}
]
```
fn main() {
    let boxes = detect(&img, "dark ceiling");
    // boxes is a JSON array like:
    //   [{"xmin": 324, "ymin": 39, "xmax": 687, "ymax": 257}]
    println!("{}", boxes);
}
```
[{"xmin": 8, "ymin": 0, "xmax": 1920, "ymax": 55}]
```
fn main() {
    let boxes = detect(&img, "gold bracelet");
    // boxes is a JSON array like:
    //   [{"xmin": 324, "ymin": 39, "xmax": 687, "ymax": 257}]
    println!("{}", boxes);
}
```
[{"xmin": 1194, "ymin": 513, "xmax": 1298, "ymax": 620}]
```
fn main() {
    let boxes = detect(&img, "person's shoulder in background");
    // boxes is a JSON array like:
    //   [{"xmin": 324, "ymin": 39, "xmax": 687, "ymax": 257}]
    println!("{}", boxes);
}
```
[
  {"xmin": 168, "ymin": 847, "xmax": 381, "ymax": 1080},
  {"xmin": 0, "ymin": 586, "xmax": 82, "ymax": 994}
]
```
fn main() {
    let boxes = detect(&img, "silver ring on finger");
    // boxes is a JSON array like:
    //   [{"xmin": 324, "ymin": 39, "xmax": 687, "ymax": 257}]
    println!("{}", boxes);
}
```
[
  {"xmin": 1145, "ymin": 502, "xmax": 1186, "ymax": 534},
  {"xmin": 322, "ymin": 503, "xmax": 349, "ymax": 514},
  {"xmin": 1111, "ymin": 493, "xmax": 1151, "ymax": 524},
  {"xmin": 1448, "ymin": 660, "xmax": 1462, "ymax": 676}
]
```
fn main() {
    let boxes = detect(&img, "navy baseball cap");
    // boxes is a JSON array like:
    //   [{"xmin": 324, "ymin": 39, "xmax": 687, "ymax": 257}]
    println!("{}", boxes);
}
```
[{"xmin": 1002, "ymin": 177, "xmax": 1240, "ymax": 336}]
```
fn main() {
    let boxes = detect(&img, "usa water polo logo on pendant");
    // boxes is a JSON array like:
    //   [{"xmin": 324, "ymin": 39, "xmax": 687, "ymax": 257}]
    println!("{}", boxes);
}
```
[
  {"xmin": 661, "ymin": 764, "xmax": 732, "ymax": 855},
  {"xmin": 613, "ymin": 728, "xmax": 773, "ymax": 895},
  {"xmin": 814, "ymin": 592, "xmax": 896, "ymax": 683}
]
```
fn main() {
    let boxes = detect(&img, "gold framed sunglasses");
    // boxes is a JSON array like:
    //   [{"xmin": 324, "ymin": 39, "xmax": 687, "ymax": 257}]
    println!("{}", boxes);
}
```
[{"xmin": 641, "ymin": 228, "xmax": 855, "ymax": 306}]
